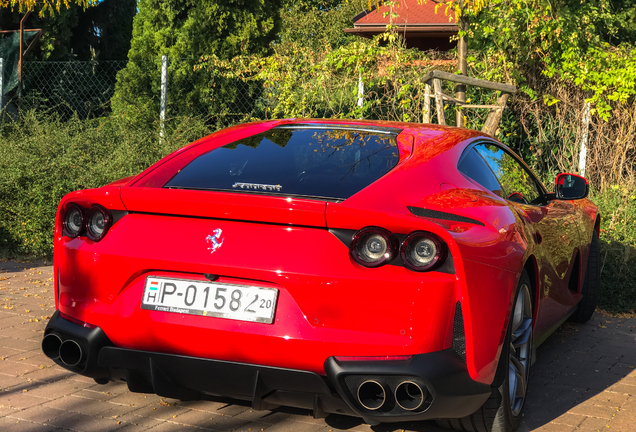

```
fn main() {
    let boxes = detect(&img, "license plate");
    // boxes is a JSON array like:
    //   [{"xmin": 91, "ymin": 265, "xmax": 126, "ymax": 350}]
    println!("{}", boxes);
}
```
[{"xmin": 141, "ymin": 277, "xmax": 278, "ymax": 324}]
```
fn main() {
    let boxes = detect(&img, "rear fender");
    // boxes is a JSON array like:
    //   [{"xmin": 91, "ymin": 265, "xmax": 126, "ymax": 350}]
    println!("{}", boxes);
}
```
[
  {"xmin": 457, "ymin": 259, "xmax": 518, "ymax": 385},
  {"xmin": 54, "ymin": 186, "xmax": 126, "ymax": 310}
]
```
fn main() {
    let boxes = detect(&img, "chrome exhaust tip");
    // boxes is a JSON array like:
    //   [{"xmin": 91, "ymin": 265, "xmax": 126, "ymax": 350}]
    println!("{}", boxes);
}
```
[
  {"xmin": 394, "ymin": 381, "xmax": 425, "ymax": 411},
  {"xmin": 59, "ymin": 339, "xmax": 83, "ymax": 367},
  {"xmin": 42, "ymin": 333, "xmax": 63, "ymax": 360},
  {"xmin": 357, "ymin": 380, "xmax": 386, "ymax": 410}
]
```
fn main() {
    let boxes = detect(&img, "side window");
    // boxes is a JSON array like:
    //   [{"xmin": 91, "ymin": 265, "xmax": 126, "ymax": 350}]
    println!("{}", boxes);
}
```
[
  {"xmin": 458, "ymin": 148, "xmax": 503, "ymax": 197},
  {"xmin": 474, "ymin": 143, "xmax": 542, "ymax": 205}
]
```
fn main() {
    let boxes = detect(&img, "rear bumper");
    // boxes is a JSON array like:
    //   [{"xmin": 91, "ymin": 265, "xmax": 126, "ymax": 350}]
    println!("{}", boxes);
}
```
[
  {"xmin": 42, "ymin": 310, "xmax": 112, "ymax": 380},
  {"xmin": 43, "ymin": 311, "xmax": 491, "ymax": 423}
]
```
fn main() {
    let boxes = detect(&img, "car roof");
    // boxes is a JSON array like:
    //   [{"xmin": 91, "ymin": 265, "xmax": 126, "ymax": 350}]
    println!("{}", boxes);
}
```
[{"xmin": 275, "ymin": 119, "xmax": 492, "ymax": 162}]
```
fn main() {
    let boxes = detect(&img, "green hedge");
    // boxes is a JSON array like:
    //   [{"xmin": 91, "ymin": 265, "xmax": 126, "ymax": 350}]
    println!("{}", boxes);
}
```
[{"xmin": 0, "ymin": 111, "xmax": 212, "ymax": 257}]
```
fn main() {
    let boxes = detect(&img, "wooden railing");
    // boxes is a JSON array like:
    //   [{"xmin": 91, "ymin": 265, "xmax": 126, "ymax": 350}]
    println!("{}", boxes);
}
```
[{"xmin": 421, "ymin": 70, "xmax": 517, "ymax": 136}]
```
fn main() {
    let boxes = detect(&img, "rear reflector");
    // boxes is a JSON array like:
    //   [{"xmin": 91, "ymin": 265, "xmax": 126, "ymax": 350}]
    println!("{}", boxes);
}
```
[
  {"xmin": 60, "ymin": 312, "xmax": 96, "ymax": 329},
  {"xmin": 335, "ymin": 355, "xmax": 413, "ymax": 362}
]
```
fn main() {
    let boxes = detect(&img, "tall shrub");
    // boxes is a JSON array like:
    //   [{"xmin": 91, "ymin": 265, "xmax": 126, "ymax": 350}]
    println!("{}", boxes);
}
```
[{"xmin": 111, "ymin": 0, "xmax": 282, "ymax": 122}]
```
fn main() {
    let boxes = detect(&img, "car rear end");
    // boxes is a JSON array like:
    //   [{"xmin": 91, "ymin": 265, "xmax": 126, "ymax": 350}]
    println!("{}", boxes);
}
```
[{"xmin": 44, "ymin": 121, "xmax": 492, "ymax": 423}]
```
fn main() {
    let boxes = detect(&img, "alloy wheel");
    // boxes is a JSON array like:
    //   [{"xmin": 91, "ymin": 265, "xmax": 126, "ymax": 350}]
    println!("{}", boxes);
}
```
[{"xmin": 508, "ymin": 283, "xmax": 532, "ymax": 417}]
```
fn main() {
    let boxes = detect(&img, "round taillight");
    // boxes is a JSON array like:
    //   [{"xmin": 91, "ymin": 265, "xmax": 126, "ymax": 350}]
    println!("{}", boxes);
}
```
[
  {"xmin": 63, "ymin": 203, "xmax": 84, "ymax": 238},
  {"xmin": 400, "ymin": 232, "xmax": 446, "ymax": 272},
  {"xmin": 350, "ymin": 227, "xmax": 398, "ymax": 268},
  {"xmin": 85, "ymin": 206, "xmax": 112, "ymax": 242}
]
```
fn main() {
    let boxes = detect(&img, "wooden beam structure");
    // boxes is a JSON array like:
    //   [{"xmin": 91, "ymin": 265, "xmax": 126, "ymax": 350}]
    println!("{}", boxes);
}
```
[
  {"xmin": 481, "ymin": 93, "xmax": 510, "ymax": 136},
  {"xmin": 423, "ymin": 83, "xmax": 431, "ymax": 123},
  {"xmin": 421, "ymin": 70, "xmax": 517, "ymax": 93},
  {"xmin": 421, "ymin": 69, "xmax": 517, "ymax": 137},
  {"xmin": 432, "ymin": 78, "xmax": 446, "ymax": 126}
]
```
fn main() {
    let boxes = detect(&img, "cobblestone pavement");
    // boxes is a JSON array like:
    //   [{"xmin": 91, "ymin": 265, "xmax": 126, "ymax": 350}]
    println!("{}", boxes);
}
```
[{"xmin": 1, "ymin": 262, "xmax": 635, "ymax": 432}]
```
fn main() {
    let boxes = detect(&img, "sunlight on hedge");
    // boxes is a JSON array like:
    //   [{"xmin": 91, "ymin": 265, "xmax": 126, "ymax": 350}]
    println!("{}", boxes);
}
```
[{"xmin": 0, "ymin": 111, "xmax": 212, "ymax": 257}]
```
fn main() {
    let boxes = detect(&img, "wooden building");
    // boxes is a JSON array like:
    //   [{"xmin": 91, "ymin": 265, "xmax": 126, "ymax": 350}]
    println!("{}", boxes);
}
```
[{"xmin": 344, "ymin": 0, "xmax": 459, "ymax": 51}]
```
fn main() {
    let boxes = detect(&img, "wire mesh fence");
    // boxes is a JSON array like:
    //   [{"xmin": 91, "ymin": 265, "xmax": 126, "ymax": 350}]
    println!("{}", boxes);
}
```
[
  {"xmin": 162, "ymin": 58, "xmax": 267, "ymax": 127},
  {"xmin": 3, "ymin": 54, "xmax": 504, "ymax": 133},
  {"xmin": 0, "ymin": 57, "xmax": 271, "ymax": 127},
  {"xmin": 19, "ymin": 60, "xmax": 127, "ymax": 119}
]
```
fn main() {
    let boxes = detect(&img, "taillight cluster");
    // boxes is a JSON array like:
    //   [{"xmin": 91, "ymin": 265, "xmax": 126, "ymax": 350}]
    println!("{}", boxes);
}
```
[
  {"xmin": 62, "ymin": 203, "xmax": 112, "ymax": 242},
  {"xmin": 351, "ymin": 227, "xmax": 398, "ymax": 268},
  {"xmin": 350, "ymin": 226, "xmax": 447, "ymax": 272}
]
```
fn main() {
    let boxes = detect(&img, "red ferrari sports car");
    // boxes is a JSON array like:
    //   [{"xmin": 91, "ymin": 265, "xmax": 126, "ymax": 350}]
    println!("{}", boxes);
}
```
[{"xmin": 42, "ymin": 119, "xmax": 599, "ymax": 432}]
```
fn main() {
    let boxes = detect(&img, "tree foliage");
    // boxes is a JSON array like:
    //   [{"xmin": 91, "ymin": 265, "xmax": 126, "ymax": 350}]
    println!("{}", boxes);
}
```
[
  {"xmin": 278, "ymin": 0, "xmax": 367, "ymax": 52},
  {"xmin": 281, "ymin": 0, "xmax": 344, "ymax": 11},
  {"xmin": 609, "ymin": 0, "xmax": 636, "ymax": 44},
  {"xmin": 197, "ymin": 37, "xmax": 462, "ymax": 123},
  {"xmin": 436, "ymin": 0, "xmax": 636, "ymax": 120},
  {"xmin": 0, "ymin": 0, "xmax": 96, "ymax": 15},
  {"xmin": 441, "ymin": 0, "xmax": 636, "ymax": 187},
  {"xmin": 0, "ymin": 6, "xmax": 79, "ymax": 60},
  {"xmin": 0, "ymin": 0, "xmax": 133, "ymax": 61},
  {"xmin": 112, "ymin": 0, "xmax": 282, "ymax": 122},
  {"xmin": 70, "ymin": 0, "xmax": 136, "ymax": 61}
]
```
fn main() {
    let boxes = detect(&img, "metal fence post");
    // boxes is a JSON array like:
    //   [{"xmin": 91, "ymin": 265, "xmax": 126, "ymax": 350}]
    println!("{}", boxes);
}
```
[{"xmin": 160, "ymin": 55, "xmax": 168, "ymax": 143}]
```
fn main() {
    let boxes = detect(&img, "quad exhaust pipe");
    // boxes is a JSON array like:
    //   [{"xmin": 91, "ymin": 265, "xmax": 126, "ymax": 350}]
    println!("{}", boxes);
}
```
[
  {"xmin": 394, "ymin": 381, "xmax": 425, "ymax": 411},
  {"xmin": 42, "ymin": 334, "xmax": 84, "ymax": 367},
  {"xmin": 357, "ymin": 380, "xmax": 386, "ymax": 410},
  {"xmin": 42, "ymin": 333, "xmax": 62, "ymax": 360},
  {"xmin": 60, "ymin": 340, "xmax": 84, "ymax": 367},
  {"xmin": 355, "ymin": 379, "xmax": 429, "ymax": 412}
]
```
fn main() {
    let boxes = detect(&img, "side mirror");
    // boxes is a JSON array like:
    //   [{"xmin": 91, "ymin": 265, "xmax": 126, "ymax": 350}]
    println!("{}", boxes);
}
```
[{"xmin": 555, "ymin": 173, "xmax": 589, "ymax": 200}]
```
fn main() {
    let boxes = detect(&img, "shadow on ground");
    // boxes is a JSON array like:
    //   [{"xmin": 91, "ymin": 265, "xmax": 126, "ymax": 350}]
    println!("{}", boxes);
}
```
[
  {"xmin": 264, "ymin": 315, "xmax": 635, "ymax": 431},
  {"xmin": 0, "ymin": 260, "xmax": 51, "ymax": 273}
]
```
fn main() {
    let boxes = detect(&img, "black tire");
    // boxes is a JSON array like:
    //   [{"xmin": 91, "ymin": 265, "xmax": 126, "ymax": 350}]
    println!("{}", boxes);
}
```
[
  {"xmin": 437, "ymin": 270, "xmax": 533, "ymax": 432},
  {"xmin": 570, "ymin": 230, "xmax": 599, "ymax": 323}
]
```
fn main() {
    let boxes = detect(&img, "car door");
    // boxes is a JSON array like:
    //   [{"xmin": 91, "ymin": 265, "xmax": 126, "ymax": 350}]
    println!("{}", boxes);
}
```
[{"xmin": 472, "ymin": 143, "xmax": 581, "ymax": 338}]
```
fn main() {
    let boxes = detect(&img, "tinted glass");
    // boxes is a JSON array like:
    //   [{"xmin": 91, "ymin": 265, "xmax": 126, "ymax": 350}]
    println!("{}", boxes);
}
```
[
  {"xmin": 557, "ymin": 174, "xmax": 588, "ymax": 199},
  {"xmin": 458, "ymin": 148, "xmax": 503, "ymax": 196},
  {"xmin": 474, "ymin": 144, "xmax": 542, "ymax": 204},
  {"xmin": 165, "ymin": 127, "xmax": 400, "ymax": 200}
]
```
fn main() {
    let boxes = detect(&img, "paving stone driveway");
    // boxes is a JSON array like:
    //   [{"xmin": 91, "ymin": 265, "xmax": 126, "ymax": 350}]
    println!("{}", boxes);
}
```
[{"xmin": 1, "ymin": 262, "xmax": 635, "ymax": 432}]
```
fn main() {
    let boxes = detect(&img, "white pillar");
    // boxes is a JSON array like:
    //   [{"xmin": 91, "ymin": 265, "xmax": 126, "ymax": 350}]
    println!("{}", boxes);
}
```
[
  {"xmin": 357, "ymin": 73, "xmax": 364, "ymax": 118},
  {"xmin": 579, "ymin": 101, "xmax": 590, "ymax": 177},
  {"xmin": 160, "ymin": 55, "xmax": 169, "ymax": 142}
]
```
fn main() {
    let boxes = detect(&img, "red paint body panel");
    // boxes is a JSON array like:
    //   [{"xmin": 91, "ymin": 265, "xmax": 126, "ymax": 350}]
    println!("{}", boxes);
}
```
[
  {"xmin": 120, "ymin": 188, "xmax": 328, "ymax": 227},
  {"xmin": 51, "ymin": 119, "xmax": 598, "ymax": 388},
  {"xmin": 56, "ymin": 213, "xmax": 456, "ymax": 374}
]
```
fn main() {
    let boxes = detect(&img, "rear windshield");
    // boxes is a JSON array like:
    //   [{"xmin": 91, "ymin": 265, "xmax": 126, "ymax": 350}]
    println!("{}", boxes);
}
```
[{"xmin": 164, "ymin": 126, "xmax": 400, "ymax": 200}]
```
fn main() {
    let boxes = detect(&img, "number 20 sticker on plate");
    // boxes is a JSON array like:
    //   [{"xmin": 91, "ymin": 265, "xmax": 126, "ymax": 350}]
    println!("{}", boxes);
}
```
[{"xmin": 141, "ymin": 277, "xmax": 278, "ymax": 324}]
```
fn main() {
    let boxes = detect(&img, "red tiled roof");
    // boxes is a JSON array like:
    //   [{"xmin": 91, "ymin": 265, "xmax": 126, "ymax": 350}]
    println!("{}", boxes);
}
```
[{"xmin": 353, "ymin": 0, "xmax": 456, "ymax": 26}]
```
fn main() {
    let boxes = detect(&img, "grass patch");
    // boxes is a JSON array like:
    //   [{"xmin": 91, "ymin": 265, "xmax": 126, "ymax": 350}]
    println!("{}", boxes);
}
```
[{"xmin": 592, "ymin": 186, "xmax": 636, "ymax": 314}]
